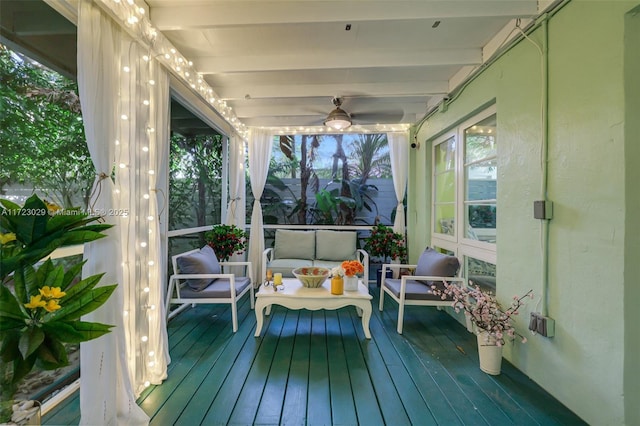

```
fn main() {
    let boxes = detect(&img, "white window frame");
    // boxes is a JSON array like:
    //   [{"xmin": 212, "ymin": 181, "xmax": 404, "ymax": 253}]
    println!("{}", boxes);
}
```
[{"xmin": 431, "ymin": 105, "xmax": 497, "ymax": 270}]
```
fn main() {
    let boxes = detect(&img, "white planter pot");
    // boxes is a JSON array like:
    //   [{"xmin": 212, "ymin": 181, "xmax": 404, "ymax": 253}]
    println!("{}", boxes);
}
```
[{"xmin": 476, "ymin": 331, "xmax": 503, "ymax": 375}]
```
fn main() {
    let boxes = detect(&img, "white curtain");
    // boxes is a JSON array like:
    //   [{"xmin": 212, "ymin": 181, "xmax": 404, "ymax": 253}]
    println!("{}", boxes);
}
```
[
  {"xmin": 247, "ymin": 129, "xmax": 273, "ymax": 283},
  {"xmin": 78, "ymin": 2, "xmax": 169, "ymax": 424},
  {"xmin": 388, "ymin": 132, "xmax": 409, "ymax": 235},
  {"xmin": 225, "ymin": 134, "xmax": 247, "ymax": 275},
  {"xmin": 145, "ymin": 50, "xmax": 171, "ymax": 385},
  {"xmin": 226, "ymin": 134, "xmax": 246, "ymax": 230}
]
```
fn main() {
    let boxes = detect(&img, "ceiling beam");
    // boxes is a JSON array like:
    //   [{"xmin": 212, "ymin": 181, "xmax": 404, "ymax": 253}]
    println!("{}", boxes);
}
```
[
  {"xmin": 195, "ymin": 48, "xmax": 481, "ymax": 74},
  {"xmin": 232, "ymin": 101, "xmax": 428, "ymax": 118},
  {"xmin": 215, "ymin": 81, "xmax": 449, "ymax": 100},
  {"xmin": 150, "ymin": 1, "xmax": 539, "ymax": 30}
]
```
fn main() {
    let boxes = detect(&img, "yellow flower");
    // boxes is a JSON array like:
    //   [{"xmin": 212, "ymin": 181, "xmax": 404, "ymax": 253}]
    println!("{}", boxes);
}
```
[
  {"xmin": 43, "ymin": 299, "xmax": 62, "ymax": 312},
  {"xmin": 25, "ymin": 295, "xmax": 47, "ymax": 310},
  {"xmin": 0, "ymin": 232, "xmax": 16, "ymax": 244},
  {"xmin": 39, "ymin": 286, "xmax": 66, "ymax": 299},
  {"xmin": 45, "ymin": 200, "xmax": 61, "ymax": 213}
]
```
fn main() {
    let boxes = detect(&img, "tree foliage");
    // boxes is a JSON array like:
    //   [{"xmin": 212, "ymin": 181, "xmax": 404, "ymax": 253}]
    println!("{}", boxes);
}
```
[
  {"xmin": 0, "ymin": 44, "xmax": 94, "ymax": 208},
  {"xmin": 168, "ymin": 133, "xmax": 223, "ymax": 233}
]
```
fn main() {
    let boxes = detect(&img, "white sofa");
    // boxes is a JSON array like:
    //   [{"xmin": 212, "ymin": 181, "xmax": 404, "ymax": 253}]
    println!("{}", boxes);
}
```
[{"xmin": 262, "ymin": 229, "xmax": 369, "ymax": 284}]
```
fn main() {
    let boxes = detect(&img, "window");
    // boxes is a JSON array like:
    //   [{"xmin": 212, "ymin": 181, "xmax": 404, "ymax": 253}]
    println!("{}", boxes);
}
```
[
  {"xmin": 262, "ymin": 133, "xmax": 396, "ymax": 227},
  {"xmin": 431, "ymin": 106, "xmax": 497, "ymax": 288},
  {"xmin": 464, "ymin": 114, "xmax": 497, "ymax": 243}
]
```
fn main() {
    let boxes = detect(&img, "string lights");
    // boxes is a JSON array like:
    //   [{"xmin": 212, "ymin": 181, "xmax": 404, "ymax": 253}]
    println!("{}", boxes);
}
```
[{"xmin": 100, "ymin": 0, "xmax": 249, "ymax": 139}]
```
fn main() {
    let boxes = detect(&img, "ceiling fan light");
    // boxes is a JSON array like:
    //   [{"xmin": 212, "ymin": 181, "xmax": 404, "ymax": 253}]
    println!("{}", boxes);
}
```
[{"xmin": 324, "ymin": 107, "xmax": 352, "ymax": 130}]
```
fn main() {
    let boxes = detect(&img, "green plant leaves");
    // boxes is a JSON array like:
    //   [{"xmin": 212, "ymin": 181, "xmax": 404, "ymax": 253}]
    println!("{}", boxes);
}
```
[
  {"xmin": 18, "ymin": 327, "xmax": 44, "ymax": 359},
  {"xmin": 51, "ymin": 282, "xmax": 116, "ymax": 321},
  {"xmin": 0, "ymin": 285, "xmax": 27, "ymax": 322},
  {"xmin": 43, "ymin": 321, "xmax": 113, "ymax": 343}
]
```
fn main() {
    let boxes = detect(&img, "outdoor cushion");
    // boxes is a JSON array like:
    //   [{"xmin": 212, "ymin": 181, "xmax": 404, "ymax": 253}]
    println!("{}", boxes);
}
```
[
  {"xmin": 176, "ymin": 245, "xmax": 221, "ymax": 291},
  {"xmin": 384, "ymin": 278, "xmax": 454, "ymax": 301},
  {"xmin": 315, "ymin": 230, "xmax": 357, "ymax": 261},
  {"xmin": 273, "ymin": 229, "xmax": 315, "ymax": 260},
  {"xmin": 312, "ymin": 259, "xmax": 349, "ymax": 271},
  {"xmin": 178, "ymin": 277, "xmax": 251, "ymax": 299},
  {"xmin": 268, "ymin": 258, "xmax": 313, "ymax": 277},
  {"xmin": 415, "ymin": 247, "xmax": 460, "ymax": 283}
]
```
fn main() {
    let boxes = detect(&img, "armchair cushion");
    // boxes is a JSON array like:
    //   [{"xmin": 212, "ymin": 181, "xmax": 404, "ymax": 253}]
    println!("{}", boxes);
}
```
[
  {"xmin": 177, "ymin": 277, "xmax": 251, "ymax": 299},
  {"xmin": 415, "ymin": 248, "xmax": 460, "ymax": 284},
  {"xmin": 273, "ymin": 229, "xmax": 315, "ymax": 260},
  {"xmin": 176, "ymin": 245, "xmax": 221, "ymax": 291},
  {"xmin": 268, "ymin": 258, "xmax": 313, "ymax": 277},
  {"xmin": 315, "ymin": 230, "xmax": 357, "ymax": 261},
  {"xmin": 384, "ymin": 279, "xmax": 454, "ymax": 301}
]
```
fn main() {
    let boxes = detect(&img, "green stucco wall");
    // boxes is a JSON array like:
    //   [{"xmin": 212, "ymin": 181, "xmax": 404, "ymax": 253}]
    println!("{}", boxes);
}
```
[
  {"xmin": 409, "ymin": 1, "xmax": 639, "ymax": 424},
  {"xmin": 624, "ymin": 5, "xmax": 640, "ymax": 425}
]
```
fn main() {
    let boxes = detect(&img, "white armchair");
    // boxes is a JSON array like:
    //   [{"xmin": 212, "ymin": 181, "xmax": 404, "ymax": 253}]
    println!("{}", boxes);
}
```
[
  {"xmin": 379, "ymin": 248, "xmax": 464, "ymax": 334},
  {"xmin": 166, "ymin": 246, "xmax": 254, "ymax": 332}
]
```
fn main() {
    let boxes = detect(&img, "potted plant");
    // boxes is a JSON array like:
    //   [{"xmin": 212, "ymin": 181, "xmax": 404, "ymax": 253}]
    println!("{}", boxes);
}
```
[
  {"xmin": 363, "ymin": 224, "xmax": 407, "ymax": 286},
  {"xmin": 0, "ymin": 195, "xmax": 117, "ymax": 423},
  {"xmin": 204, "ymin": 224, "xmax": 248, "ymax": 262},
  {"xmin": 431, "ymin": 281, "xmax": 533, "ymax": 375}
]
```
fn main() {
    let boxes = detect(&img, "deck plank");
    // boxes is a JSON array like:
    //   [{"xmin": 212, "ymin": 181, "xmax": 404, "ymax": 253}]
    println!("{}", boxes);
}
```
[
  {"xmin": 279, "ymin": 309, "xmax": 312, "ymax": 425},
  {"xmin": 325, "ymin": 309, "xmax": 359, "ymax": 426},
  {"xmin": 306, "ymin": 310, "xmax": 332, "ymax": 426},
  {"xmin": 337, "ymin": 309, "xmax": 385, "ymax": 426},
  {"xmin": 254, "ymin": 308, "xmax": 300, "ymax": 425},
  {"xmin": 226, "ymin": 307, "xmax": 286, "ymax": 425},
  {"xmin": 43, "ymin": 284, "xmax": 586, "ymax": 426},
  {"xmin": 171, "ymin": 301, "xmax": 256, "ymax": 425},
  {"xmin": 146, "ymin": 299, "xmax": 252, "ymax": 424}
]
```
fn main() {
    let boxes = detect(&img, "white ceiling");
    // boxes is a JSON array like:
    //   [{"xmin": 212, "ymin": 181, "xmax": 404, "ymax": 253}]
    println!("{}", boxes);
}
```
[
  {"xmin": 1, "ymin": 0, "xmax": 553, "ymax": 132},
  {"xmin": 145, "ymin": 0, "xmax": 545, "ymax": 129}
]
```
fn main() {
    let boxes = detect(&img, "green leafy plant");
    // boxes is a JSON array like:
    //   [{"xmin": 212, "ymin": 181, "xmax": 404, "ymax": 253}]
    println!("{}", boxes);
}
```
[
  {"xmin": 204, "ymin": 224, "xmax": 248, "ymax": 262},
  {"xmin": 364, "ymin": 223, "xmax": 407, "ymax": 263},
  {"xmin": 0, "ymin": 195, "xmax": 116, "ymax": 421}
]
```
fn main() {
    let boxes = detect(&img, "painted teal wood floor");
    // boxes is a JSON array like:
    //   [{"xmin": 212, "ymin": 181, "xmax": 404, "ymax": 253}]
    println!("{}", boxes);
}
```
[{"xmin": 44, "ymin": 285, "xmax": 585, "ymax": 425}]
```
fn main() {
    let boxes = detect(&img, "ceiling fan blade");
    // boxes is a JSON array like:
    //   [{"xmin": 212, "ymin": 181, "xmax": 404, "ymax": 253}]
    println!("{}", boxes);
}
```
[{"xmin": 351, "ymin": 110, "xmax": 404, "ymax": 124}]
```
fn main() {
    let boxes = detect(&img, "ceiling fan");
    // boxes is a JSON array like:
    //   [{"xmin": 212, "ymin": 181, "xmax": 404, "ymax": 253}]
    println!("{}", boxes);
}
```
[
  {"xmin": 323, "ymin": 97, "xmax": 352, "ymax": 130},
  {"xmin": 322, "ymin": 97, "xmax": 404, "ymax": 130}
]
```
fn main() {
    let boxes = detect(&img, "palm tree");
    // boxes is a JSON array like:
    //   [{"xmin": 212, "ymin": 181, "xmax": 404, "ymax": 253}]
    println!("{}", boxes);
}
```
[{"xmin": 348, "ymin": 133, "xmax": 391, "ymax": 185}]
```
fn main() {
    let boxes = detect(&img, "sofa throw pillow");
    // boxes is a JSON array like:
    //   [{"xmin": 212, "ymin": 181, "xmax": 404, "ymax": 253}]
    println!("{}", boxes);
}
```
[
  {"xmin": 176, "ymin": 245, "xmax": 221, "ymax": 291},
  {"xmin": 315, "ymin": 230, "xmax": 357, "ymax": 261},
  {"xmin": 274, "ymin": 229, "xmax": 315, "ymax": 260},
  {"xmin": 415, "ymin": 247, "xmax": 460, "ymax": 284}
]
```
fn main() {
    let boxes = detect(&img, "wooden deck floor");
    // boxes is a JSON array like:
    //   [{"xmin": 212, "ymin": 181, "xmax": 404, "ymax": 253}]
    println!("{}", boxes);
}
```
[{"xmin": 45, "ymin": 285, "xmax": 585, "ymax": 425}]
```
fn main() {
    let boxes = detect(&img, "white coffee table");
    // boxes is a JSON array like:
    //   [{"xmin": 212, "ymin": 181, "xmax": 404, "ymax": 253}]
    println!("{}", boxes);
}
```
[{"xmin": 254, "ymin": 278, "xmax": 373, "ymax": 339}]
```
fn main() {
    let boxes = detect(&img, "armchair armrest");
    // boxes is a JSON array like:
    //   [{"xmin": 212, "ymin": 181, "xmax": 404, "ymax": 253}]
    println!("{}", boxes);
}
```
[
  {"xmin": 220, "ymin": 261, "xmax": 254, "ymax": 283},
  {"xmin": 261, "ymin": 248, "xmax": 274, "ymax": 285},
  {"xmin": 356, "ymin": 249, "xmax": 370, "ymax": 285}
]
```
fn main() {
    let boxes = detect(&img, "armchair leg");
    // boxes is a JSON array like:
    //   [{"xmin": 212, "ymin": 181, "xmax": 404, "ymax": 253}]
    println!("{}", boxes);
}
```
[
  {"xmin": 397, "ymin": 303, "xmax": 405, "ymax": 334},
  {"xmin": 231, "ymin": 302, "xmax": 238, "ymax": 333},
  {"xmin": 379, "ymin": 285, "xmax": 385, "ymax": 311}
]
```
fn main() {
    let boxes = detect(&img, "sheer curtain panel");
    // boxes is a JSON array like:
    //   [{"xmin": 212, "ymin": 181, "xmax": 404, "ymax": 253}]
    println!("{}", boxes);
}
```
[
  {"xmin": 247, "ymin": 129, "xmax": 274, "ymax": 283},
  {"xmin": 388, "ymin": 132, "xmax": 409, "ymax": 235},
  {"xmin": 78, "ymin": 2, "xmax": 169, "ymax": 424},
  {"xmin": 226, "ymin": 134, "xmax": 247, "ymax": 273}
]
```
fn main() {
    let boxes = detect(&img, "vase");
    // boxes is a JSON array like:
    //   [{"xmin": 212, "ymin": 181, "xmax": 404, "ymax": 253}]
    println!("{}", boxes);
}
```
[
  {"xmin": 344, "ymin": 275, "xmax": 358, "ymax": 291},
  {"xmin": 476, "ymin": 331, "xmax": 503, "ymax": 375},
  {"xmin": 331, "ymin": 276, "xmax": 344, "ymax": 295}
]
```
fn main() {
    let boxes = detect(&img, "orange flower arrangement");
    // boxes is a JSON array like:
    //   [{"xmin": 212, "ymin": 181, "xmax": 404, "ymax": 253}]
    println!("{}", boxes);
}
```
[{"xmin": 341, "ymin": 260, "xmax": 364, "ymax": 277}]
